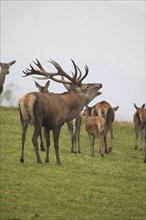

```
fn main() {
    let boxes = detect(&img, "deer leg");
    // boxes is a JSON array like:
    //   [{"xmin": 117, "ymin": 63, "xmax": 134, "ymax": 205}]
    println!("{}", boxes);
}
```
[
  {"xmin": 140, "ymin": 128, "xmax": 144, "ymax": 151},
  {"xmin": 134, "ymin": 126, "xmax": 139, "ymax": 150},
  {"xmin": 45, "ymin": 130, "xmax": 50, "ymax": 163},
  {"xmin": 53, "ymin": 127, "xmax": 62, "ymax": 165},
  {"xmin": 89, "ymin": 134, "xmax": 95, "ymax": 156},
  {"xmin": 77, "ymin": 128, "xmax": 81, "ymax": 154},
  {"xmin": 40, "ymin": 127, "xmax": 46, "ymax": 151},
  {"xmin": 32, "ymin": 126, "xmax": 42, "ymax": 163},
  {"xmin": 20, "ymin": 119, "xmax": 28, "ymax": 163},
  {"xmin": 98, "ymin": 133, "xmax": 105, "ymax": 157},
  {"xmin": 109, "ymin": 125, "xmax": 113, "ymax": 152}
]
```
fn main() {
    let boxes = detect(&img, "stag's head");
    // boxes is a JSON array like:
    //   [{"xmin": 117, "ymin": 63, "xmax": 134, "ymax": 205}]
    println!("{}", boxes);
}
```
[
  {"xmin": 23, "ymin": 59, "xmax": 102, "ymax": 105},
  {"xmin": 0, "ymin": 60, "xmax": 16, "ymax": 75}
]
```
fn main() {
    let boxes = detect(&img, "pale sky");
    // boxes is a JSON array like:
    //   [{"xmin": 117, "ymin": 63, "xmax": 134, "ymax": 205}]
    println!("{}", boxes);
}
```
[{"xmin": 0, "ymin": 0, "xmax": 145, "ymax": 121}]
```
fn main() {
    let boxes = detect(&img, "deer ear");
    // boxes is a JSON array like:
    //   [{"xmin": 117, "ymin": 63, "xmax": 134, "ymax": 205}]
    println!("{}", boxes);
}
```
[
  {"xmin": 141, "ymin": 103, "xmax": 145, "ymax": 109},
  {"xmin": 34, "ymin": 81, "xmax": 40, "ymax": 89},
  {"xmin": 45, "ymin": 80, "xmax": 50, "ymax": 89},
  {"xmin": 70, "ymin": 84, "xmax": 81, "ymax": 92},
  {"xmin": 113, "ymin": 106, "xmax": 119, "ymax": 111},
  {"xmin": 134, "ymin": 103, "xmax": 138, "ymax": 110},
  {"xmin": 9, "ymin": 60, "xmax": 16, "ymax": 66}
]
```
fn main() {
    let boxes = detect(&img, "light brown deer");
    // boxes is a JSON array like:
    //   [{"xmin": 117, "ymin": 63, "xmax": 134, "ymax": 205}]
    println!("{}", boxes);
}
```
[
  {"xmin": 61, "ymin": 82, "xmax": 82, "ymax": 154},
  {"xmin": 83, "ymin": 106, "xmax": 106, "ymax": 157},
  {"xmin": 92, "ymin": 101, "xmax": 119, "ymax": 153},
  {"xmin": 34, "ymin": 80, "xmax": 50, "ymax": 151},
  {"xmin": 18, "ymin": 59, "xmax": 102, "ymax": 165},
  {"xmin": 133, "ymin": 103, "xmax": 146, "ymax": 163},
  {"xmin": 0, "ymin": 60, "xmax": 16, "ymax": 94}
]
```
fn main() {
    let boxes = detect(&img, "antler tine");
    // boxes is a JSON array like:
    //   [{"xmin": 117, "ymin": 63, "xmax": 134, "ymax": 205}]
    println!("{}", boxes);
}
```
[
  {"xmin": 33, "ymin": 59, "xmax": 45, "ymax": 71},
  {"xmin": 49, "ymin": 59, "xmax": 78, "ymax": 84},
  {"xmin": 76, "ymin": 66, "xmax": 82, "ymax": 80},
  {"xmin": 71, "ymin": 59, "xmax": 78, "ymax": 80},
  {"xmin": 78, "ymin": 65, "xmax": 89, "ymax": 83}
]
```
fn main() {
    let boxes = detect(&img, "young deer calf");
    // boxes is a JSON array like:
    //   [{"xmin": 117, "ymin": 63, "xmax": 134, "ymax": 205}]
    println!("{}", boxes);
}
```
[
  {"xmin": 92, "ymin": 101, "xmax": 119, "ymax": 153},
  {"xmin": 133, "ymin": 103, "xmax": 146, "ymax": 163},
  {"xmin": 35, "ymin": 80, "xmax": 50, "ymax": 151},
  {"xmin": 83, "ymin": 106, "xmax": 106, "ymax": 157}
]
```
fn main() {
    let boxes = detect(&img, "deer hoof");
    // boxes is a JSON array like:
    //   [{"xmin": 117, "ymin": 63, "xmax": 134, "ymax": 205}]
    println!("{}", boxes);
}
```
[
  {"xmin": 78, "ymin": 151, "xmax": 81, "ymax": 154},
  {"xmin": 108, "ymin": 147, "xmax": 112, "ymax": 153},
  {"xmin": 101, "ymin": 154, "xmax": 104, "ymax": 157},
  {"xmin": 20, "ymin": 158, "xmax": 24, "ymax": 163},
  {"xmin": 144, "ymin": 159, "xmax": 146, "ymax": 163}
]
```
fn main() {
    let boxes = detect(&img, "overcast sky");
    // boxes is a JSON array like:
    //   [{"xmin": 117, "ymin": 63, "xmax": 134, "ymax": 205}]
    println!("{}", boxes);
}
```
[{"xmin": 1, "ymin": 0, "xmax": 145, "ymax": 121}]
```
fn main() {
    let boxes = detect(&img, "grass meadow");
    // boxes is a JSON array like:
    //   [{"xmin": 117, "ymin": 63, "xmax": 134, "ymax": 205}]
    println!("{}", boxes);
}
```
[{"xmin": 0, "ymin": 107, "xmax": 146, "ymax": 220}]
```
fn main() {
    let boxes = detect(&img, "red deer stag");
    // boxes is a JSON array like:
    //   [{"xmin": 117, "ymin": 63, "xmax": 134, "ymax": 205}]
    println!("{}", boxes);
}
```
[
  {"xmin": 34, "ymin": 80, "xmax": 50, "ymax": 151},
  {"xmin": 83, "ymin": 106, "xmax": 106, "ymax": 157},
  {"xmin": 18, "ymin": 59, "xmax": 102, "ymax": 165},
  {"xmin": 133, "ymin": 103, "xmax": 146, "ymax": 163},
  {"xmin": 92, "ymin": 101, "xmax": 119, "ymax": 153},
  {"xmin": 0, "ymin": 60, "xmax": 16, "ymax": 94}
]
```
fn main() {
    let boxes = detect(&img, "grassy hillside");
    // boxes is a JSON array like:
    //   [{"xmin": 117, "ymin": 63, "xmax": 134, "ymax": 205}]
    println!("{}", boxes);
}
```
[{"xmin": 0, "ymin": 107, "xmax": 145, "ymax": 220}]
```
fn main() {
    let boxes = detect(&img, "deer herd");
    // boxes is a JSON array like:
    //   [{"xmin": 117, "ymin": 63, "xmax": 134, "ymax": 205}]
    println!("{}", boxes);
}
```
[{"xmin": 0, "ymin": 59, "xmax": 146, "ymax": 164}]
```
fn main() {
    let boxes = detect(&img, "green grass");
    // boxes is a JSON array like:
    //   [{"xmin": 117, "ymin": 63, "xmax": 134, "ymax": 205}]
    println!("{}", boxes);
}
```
[{"xmin": 0, "ymin": 107, "xmax": 145, "ymax": 220}]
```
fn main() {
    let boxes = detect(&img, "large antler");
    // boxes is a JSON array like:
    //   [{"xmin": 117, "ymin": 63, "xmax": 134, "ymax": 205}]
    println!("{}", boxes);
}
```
[{"xmin": 23, "ymin": 59, "xmax": 89, "ymax": 86}]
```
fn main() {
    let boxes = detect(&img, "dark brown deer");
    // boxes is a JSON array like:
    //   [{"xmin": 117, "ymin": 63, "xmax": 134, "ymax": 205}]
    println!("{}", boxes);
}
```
[
  {"xmin": 83, "ymin": 106, "xmax": 106, "ymax": 157},
  {"xmin": 133, "ymin": 103, "xmax": 146, "ymax": 163},
  {"xmin": 34, "ymin": 80, "xmax": 50, "ymax": 151},
  {"xmin": 92, "ymin": 101, "xmax": 119, "ymax": 153},
  {"xmin": 0, "ymin": 60, "xmax": 16, "ymax": 94},
  {"xmin": 18, "ymin": 59, "xmax": 102, "ymax": 165}
]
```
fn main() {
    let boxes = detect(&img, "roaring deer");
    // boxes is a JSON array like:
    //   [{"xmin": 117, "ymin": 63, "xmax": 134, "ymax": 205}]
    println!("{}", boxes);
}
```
[
  {"xmin": 18, "ymin": 59, "xmax": 102, "ymax": 165},
  {"xmin": 83, "ymin": 106, "xmax": 106, "ymax": 157},
  {"xmin": 92, "ymin": 101, "xmax": 119, "ymax": 153},
  {"xmin": 0, "ymin": 60, "xmax": 16, "ymax": 94},
  {"xmin": 133, "ymin": 103, "xmax": 146, "ymax": 163},
  {"xmin": 34, "ymin": 80, "xmax": 50, "ymax": 151}
]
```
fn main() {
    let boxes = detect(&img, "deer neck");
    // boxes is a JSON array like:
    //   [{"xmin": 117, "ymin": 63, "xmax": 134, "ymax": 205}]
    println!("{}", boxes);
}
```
[{"xmin": 61, "ymin": 91, "xmax": 84, "ymax": 120}]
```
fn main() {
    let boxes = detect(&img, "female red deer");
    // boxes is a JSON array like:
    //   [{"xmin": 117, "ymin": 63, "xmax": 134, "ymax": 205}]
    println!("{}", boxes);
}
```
[
  {"xmin": 0, "ymin": 60, "xmax": 16, "ymax": 94},
  {"xmin": 61, "ymin": 82, "xmax": 82, "ymax": 154},
  {"xmin": 34, "ymin": 80, "xmax": 50, "ymax": 151},
  {"xmin": 18, "ymin": 59, "xmax": 102, "ymax": 165},
  {"xmin": 83, "ymin": 106, "xmax": 106, "ymax": 157},
  {"xmin": 133, "ymin": 103, "xmax": 146, "ymax": 163},
  {"xmin": 92, "ymin": 101, "xmax": 119, "ymax": 153}
]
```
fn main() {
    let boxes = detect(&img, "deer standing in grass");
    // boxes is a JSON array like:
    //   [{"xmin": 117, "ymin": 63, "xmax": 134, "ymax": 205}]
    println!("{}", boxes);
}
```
[
  {"xmin": 92, "ymin": 101, "xmax": 119, "ymax": 153},
  {"xmin": 34, "ymin": 80, "xmax": 50, "ymax": 151},
  {"xmin": 0, "ymin": 60, "xmax": 16, "ymax": 94},
  {"xmin": 18, "ymin": 59, "xmax": 102, "ymax": 165},
  {"xmin": 83, "ymin": 106, "xmax": 106, "ymax": 157},
  {"xmin": 61, "ymin": 82, "xmax": 82, "ymax": 154},
  {"xmin": 133, "ymin": 103, "xmax": 146, "ymax": 163}
]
